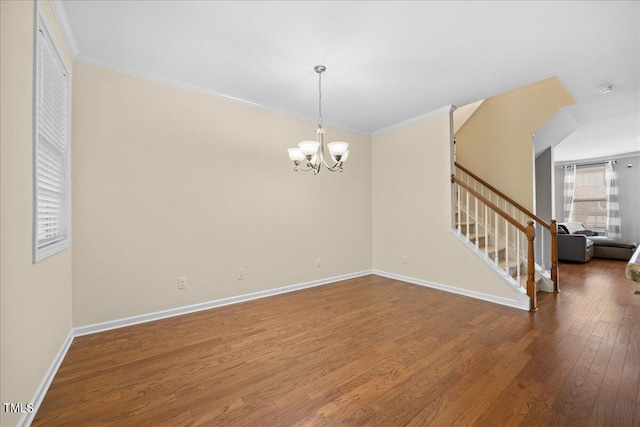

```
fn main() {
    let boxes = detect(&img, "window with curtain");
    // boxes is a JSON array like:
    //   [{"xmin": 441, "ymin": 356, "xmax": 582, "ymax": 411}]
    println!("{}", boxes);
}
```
[
  {"xmin": 569, "ymin": 166, "xmax": 607, "ymax": 231},
  {"xmin": 33, "ymin": 11, "xmax": 70, "ymax": 262}
]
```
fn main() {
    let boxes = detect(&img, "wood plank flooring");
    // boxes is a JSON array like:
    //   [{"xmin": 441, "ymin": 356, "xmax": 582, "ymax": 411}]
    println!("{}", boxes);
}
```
[{"xmin": 33, "ymin": 259, "xmax": 640, "ymax": 426}]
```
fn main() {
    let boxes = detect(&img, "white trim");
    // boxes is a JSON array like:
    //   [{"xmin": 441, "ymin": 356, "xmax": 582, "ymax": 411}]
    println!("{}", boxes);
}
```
[
  {"xmin": 449, "ymin": 229, "xmax": 531, "ymax": 309},
  {"xmin": 74, "ymin": 270, "xmax": 373, "ymax": 337},
  {"xmin": 536, "ymin": 274, "xmax": 555, "ymax": 293},
  {"xmin": 48, "ymin": 0, "xmax": 79, "ymax": 59},
  {"xmin": 373, "ymin": 269, "xmax": 530, "ymax": 311},
  {"xmin": 74, "ymin": 55, "xmax": 370, "ymax": 137},
  {"xmin": 371, "ymin": 105, "xmax": 455, "ymax": 136},
  {"xmin": 19, "ymin": 331, "xmax": 74, "ymax": 427}
]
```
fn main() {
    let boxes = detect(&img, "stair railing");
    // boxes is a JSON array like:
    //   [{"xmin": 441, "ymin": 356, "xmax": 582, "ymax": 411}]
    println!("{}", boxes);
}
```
[
  {"xmin": 452, "ymin": 174, "xmax": 538, "ymax": 311},
  {"xmin": 454, "ymin": 162, "xmax": 559, "ymax": 293}
]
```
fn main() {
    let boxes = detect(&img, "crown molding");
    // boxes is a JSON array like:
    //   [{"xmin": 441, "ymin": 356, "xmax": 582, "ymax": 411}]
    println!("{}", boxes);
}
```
[
  {"xmin": 371, "ymin": 105, "xmax": 455, "ymax": 136},
  {"xmin": 48, "ymin": 0, "xmax": 79, "ymax": 59},
  {"xmin": 75, "ymin": 55, "xmax": 370, "ymax": 136}
]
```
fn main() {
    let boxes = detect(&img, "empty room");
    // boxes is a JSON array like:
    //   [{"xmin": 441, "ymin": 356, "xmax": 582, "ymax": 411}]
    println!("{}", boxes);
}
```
[{"xmin": 2, "ymin": 1, "xmax": 639, "ymax": 426}]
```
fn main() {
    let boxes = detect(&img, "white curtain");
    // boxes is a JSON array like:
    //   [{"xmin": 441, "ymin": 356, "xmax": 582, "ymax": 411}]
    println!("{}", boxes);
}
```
[
  {"xmin": 563, "ymin": 165, "xmax": 576, "ymax": 222},
  {"xmin": 605, "ymin": 161, "xmax": 621, "ymax": 237}
]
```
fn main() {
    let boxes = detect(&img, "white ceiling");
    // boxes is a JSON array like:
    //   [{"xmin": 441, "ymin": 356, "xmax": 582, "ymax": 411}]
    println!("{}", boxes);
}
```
[{"xmin": 58, "ymin": 0, "xmax": 639, "ymax": 162}]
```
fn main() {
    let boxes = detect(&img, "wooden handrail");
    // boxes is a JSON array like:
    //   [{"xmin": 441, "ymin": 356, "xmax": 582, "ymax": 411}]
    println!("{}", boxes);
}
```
[
  {"xmin": 452, "ymin": 175, "xmax": 527, "ymax": 233},
  {"xmin": 455, "ymin": 162, "xmax": 551, "ymax": 230}
]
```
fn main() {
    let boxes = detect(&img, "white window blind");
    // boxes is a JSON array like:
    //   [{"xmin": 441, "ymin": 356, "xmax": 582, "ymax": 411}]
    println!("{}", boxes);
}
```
[
  {"xmin": 570, "ymin": 166, "xmax": 607, "ymax": 230},
  {"xmin": 33, "ymin": 13, "xmax": 70, "ymax": 262}
]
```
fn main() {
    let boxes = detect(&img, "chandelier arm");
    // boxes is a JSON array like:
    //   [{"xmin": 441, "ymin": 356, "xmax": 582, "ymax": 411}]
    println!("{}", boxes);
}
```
[
  {"xmin": 323, "ymin": 161, "xmax": 344, "ymax": 171},
  {"xmin": 308, "ymin": 155, "xmax": 321, "ymax": 174},
  {"xmin": 320, "ymin": 156, "xmax": 342, "ymax": 170},
  {"xmin": 312, "ymin": 157, "xmax": 321, "ymax": 174},
  {"xmin": 318, "ymin": 128, "xmax": 343, "ymax": 171}
]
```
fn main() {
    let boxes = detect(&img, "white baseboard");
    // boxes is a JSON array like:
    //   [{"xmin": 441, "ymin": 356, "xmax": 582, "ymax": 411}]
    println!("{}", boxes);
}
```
[
  {"xmin": 372, "ymin": 269, "xmax": 530, "ymax": 311},
  {"xmin": 74, "ymin": 270, "xmax": 373, "ymax": 337},
  {"xmin": 23, "ymin": 270, "xmax": 372, "ymax": 425},
  {"xmin": 19, "ymin": 330, "xmax": 74, "ymax": 427}
]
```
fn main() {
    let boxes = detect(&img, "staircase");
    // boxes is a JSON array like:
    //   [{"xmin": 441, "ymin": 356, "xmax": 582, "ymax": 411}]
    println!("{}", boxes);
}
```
[
  {"xmin": 454, "ymin": 211, "xmax": 542, "ymax": 292},
  {"xmin": 452, "ymin": 162, "xmax": 559, "ymax": 311}
]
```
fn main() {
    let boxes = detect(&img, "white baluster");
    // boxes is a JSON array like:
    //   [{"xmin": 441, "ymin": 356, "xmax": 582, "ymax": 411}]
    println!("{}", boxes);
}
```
[
  {"xmin": 475, "ymin": 197, "xmax": 479, "ymax": 250},
  {"xmin": 540, "ymin": 226, "xmax": 546, "ymax": 272},
  {"xmin": 494, "ymin": 210, "xmax": 499, "ymax": 268},
  {"xmin": 457, "ymin": 184, "xmax": 461, "ymax": 234},
  {"xmin": 484, "ymin": 204, "xmax": 488, "ymax": 258},
  {"xmin": 466, "ymin": 189, "xmax": 470, "ymax": 242},
  {"xmin": 505, "ymin": 219, "xmax": 509, "ymax": 278},
  {"xmin": 516, "ymin": 229, "xmax": 521, "ymax": 282}
]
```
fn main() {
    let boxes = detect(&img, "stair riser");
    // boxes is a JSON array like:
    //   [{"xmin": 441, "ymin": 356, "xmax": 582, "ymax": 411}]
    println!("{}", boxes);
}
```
[
  {"xmin": 470, "ymin": 235, "xmax": 487, "ymax": 247},
  {"xmin": 457, "ymin": 223, "xmax": 476, "ymax": 234},
  {"xmin": 487, "ymin": 249, "xmax": 506, "ymax": 261},
  {"xmin": 504, "ymin": 263, "xmax": 529, "ymax": 278}
]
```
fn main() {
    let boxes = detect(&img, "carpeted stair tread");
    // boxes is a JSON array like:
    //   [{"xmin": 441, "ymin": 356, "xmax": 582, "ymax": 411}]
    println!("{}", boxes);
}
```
[
  {"xmin": 482, "ymin": 245, "xmax": 506, "ymax": 254},
  {"xmin": 454, "ymin": 220, "xmax": 476, "ymax": 227},
  {"xmin": 498, "ymin": 259, "xmax": 521, "ymax": 270}
]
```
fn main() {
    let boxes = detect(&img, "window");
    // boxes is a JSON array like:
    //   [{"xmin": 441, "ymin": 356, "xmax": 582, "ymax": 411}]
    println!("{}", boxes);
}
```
[
  {"xmin": 569, "ymin": 166, "xmax": 607, "ymax": 230},
  {"xmin": 33, "ymin": 12, "xmax": 70, "ymax": 262}
]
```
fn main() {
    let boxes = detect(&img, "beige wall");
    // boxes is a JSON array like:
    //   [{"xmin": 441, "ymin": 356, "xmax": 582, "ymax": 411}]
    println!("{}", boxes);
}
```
[
  {"xmin": 372, "ymin": 111, "xmax": 525, "ymax": 302},
  {"xmin": 0, "ymin": 1, "xmax": 73, "ymax": 426},
  {"xmin": 455, "ymin": 77, "xmax": 576, "ymax": 211},
  {"xmin": 2, "ymin": 5, "xmax": 564, "ymax": 422},
  {"xmin": 71, "ymin": 63, "xmax": 372, "ymax": 326},
  {"xmin": 453, "ymin": 99, "xmax": 484, "ymax": 135}
]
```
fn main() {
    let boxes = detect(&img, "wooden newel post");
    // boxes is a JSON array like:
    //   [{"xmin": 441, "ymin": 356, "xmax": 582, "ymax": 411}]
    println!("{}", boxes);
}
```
[
  {"xmin": 526, "ymin": 221, "xmax": 537, "ymax": 312},
  {"xmin": 550, "ymin": 220, "xmax": 559, "ymax": 293}
]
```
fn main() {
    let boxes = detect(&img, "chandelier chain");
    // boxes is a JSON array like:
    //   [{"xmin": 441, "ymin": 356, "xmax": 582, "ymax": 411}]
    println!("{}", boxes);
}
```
[{"xmin": 318, "ymin": 71, "xmax": 323, "ymax": 127}]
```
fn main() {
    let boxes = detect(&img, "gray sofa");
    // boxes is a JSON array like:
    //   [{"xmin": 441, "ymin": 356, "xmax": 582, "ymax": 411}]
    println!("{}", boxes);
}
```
[
  {"xmin": 589, "ymin": 236, "xmax": 639, "ymax": 260},
  {"xmin": 557, "ymin": 222, "xmax": 639, "ymax": 263},
  {"xmin": 557, "ymin": 233, "xmax": 595, "ymax": 263}
]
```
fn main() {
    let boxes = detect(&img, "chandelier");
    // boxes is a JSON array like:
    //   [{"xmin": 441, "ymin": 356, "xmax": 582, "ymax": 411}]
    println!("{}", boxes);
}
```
[{"xmin": 287, "ymin": 65, "xmax": 349, "ymax": 174}]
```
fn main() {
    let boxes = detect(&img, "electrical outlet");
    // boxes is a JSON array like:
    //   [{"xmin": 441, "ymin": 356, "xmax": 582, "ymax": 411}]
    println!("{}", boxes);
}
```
[
  {"xmin": 317, "ymin": 258, "xmax": 322, "ymax": 268},
  {"xmin": 402, "ymin": 256, "xmax": 408, "ymax": 264},
  {"xmin": 237, "ymin": 269, "xmax": 245, "ymax": 280},
  {"xmin": 178, "ymin": 277, "xmax": 187, "ymax": 289}
]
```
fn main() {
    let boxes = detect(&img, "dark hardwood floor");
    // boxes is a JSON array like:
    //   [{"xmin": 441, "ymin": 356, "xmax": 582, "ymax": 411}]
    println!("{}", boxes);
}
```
[{"xmin": 34, "ymin": 259, "xmax": 640, "ymax": 426}]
